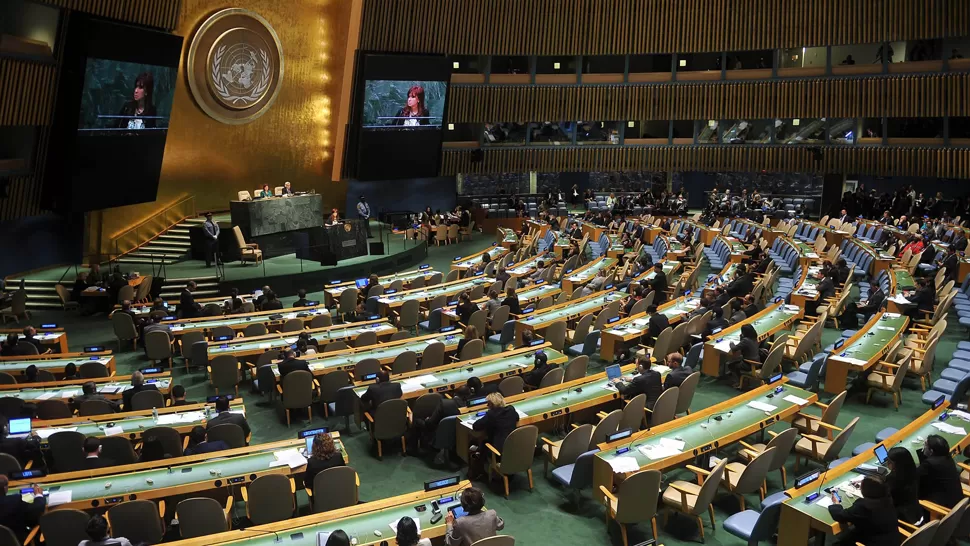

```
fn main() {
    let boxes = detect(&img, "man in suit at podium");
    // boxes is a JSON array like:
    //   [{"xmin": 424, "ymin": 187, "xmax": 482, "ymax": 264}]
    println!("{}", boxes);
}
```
[{"xmin": 356, "ymin": 195, "xmax": 372, "ymax": 238}]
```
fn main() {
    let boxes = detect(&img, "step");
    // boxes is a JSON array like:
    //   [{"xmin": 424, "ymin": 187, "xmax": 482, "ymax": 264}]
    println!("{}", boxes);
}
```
[
  {"xmin": 23, "ymin": 294, "xmax": 60, "ymax": 302},
  {"xmin": 127, "ymin": 251, "xmax": 184, "ymax": 259},
  {"xmin": 161, "ymin": 282, "xmax": 219, "ymax": 293},
  {"xmin": 117, "ymin": 257, "xmax": 180, "ymax": 265},
  {"xmin": 6, "ymin": 279, "xmax": 62, "ymax": 286},
  {"xmin": 156, "ymin": 234, "xmax": 191, "ymax": 242},
  {"xmin": 25, "ymin": 301, "xmax": 65, "ymax": 310},
  {"xmin": 165, "ymin": 275, "xmax": 219, "ymax": 283},
  {"xmin": 140, "ymin": 244, "xmax": 189, "ymax": 254},
  {"xmin": 168, "ymin": 228, "xmax": 191, "ymax": 236},
  {"xmin": 162, "ymin": 289, "xmax": 219, "ymax": 298}
]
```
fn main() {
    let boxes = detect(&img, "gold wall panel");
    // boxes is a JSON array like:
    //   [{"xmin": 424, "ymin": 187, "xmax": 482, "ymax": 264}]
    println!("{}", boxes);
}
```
[
  {"xmin": 442, "ymin": 147, "xmax": 970, "ymax": 179},
  {"xmin": 446, "ymin": 74, "xmax": 957, "ymax": 123},
  {"xmin": 361, "ymin": 0, "xmax": 962, "ymax": 56},
  {"xmin": 92, "ymin": 0, "xmax": 356, "ymax": 255}
]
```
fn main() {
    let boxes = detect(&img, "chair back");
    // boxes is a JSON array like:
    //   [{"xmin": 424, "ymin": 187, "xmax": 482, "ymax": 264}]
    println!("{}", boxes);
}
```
[
  {"xmin": 144, "ymin": 330, "xmax": 172, "ymax": 360},
  {"xmin": 572, "ymin": 314, "xmax": 594, "ymax": 342},
  {"xmin": 208, "ymin": 354, "xmax": 241, "ymax": 394},
  {"xmin": 615, "ymin": 469, "xmax": 662, "ymax": 524},
  {"xmin": 497, "ymin": 425, "xmax": 538, "ymax": 474},
  {"xmin": 354, "ymin": 330, "xmax": 377, "ymax": 348},
  {"xmin": 764, "ymin": 428, "xmax": 799, "ymax": 472},
  {"xmin": 354, "ymin": 358, "xmax": 381, "ymax": 380},
  {"xmin": 420, "ymin": 341, "xmax": 445, "ymax": 369},
  {"xmin": 932, "ymin": 497, "xmax": 969, "ymax": 546},
  {"xmin": 563, "ymin": 355, "xmax": 589, "ymax": 382},
  {"xmin": 733, "ymin": 446, "xmax": 777, "ymax": 495},
  {"xmin": 208, "ymin": 423, "xmax": 247, "ymax": 448},
  {"xmin": 107, "ymin": 500, "xmax": 165, "ymax": 544},
  {"xmin": 490, "ymin": 305, "xmax": 510, "ymax": 331},
  {"xmin": 749, "ymin": 492, "xmax": 790, "ymax": 541},
  {"xmin": 130, "ymin": 388, "xmax": 167, "ymax": 411},
  {"xmin": 825, "ymin": 417, "xmax": 860, "ymax": 462},
  {"xmin": 389, "ymin": 331, "xmax": 413, "ymax": 342},
  {"xmin": 652, "ymin": 327, "xmax": 673, "ymax": 356},
  {"xmin": 143, "ymin": 426, "xmax": 183, "ymax": 457},
  {"xmin": 399, "ymin": 300, "xmax": 421, "ymax": 329},
  {"xmin": 280, "ymin": 369, "xmax": 313, "ymax": 409},
  {"xmin": 247, "ymin": 474, "xmax": 294, "ymax": 524},
  {"xmin": 459, "ymin": 339, "xmax": 484, "ymax": 360},
  {"xmin": 35, "ymin": 369, "xmax": 56, "ymax": 382},
  {"xmin": 590, "ymin": 409, "xmax": 622, "ymax": 448},
  {"xmin": 310, "ymin": 314, "xmax": 332, "ymax": 328},
  {"xmin": 55, "ymin": 284, "xmax": 71, "ymax": 306},
  {"xmin": 684, "ymin": 342, "xmax": 703, "ymax": 369},
  {"xmin": 338, "ymin": 288, "xmax": 359, "ymax": 317},
  {"xmin": 649, "ymin": 386, "xmax": 679, "ymax": 426},
  {"xmin": 0, "ymin": 373, "xmax": 14, "ymax": 385},
  {"xmin": 373, "ymin": 399, "xmax": 409, "ymax": 441},
  {"xmin": 211, "ymin": 325, "xmax": 235, "ymax": 341},
  {"xmin": 318, "ymin": 370, "xmax": 351, "ymax": 405},
  {"xmin": 629, "ymin": 298, "xmax": 650, "ymax": 317},
  {"xmin": 538, "ymin": 367, "xmax": 565, "ymax": 388},
  {"xmin": 468, "ymin": 309, "xmax": 488, "ymax": 335},
  {"xmin": 691, "ymin": 459, "xmax": 728, "ymax": 516},
  {"xmin": 48, "ymin": 430, "xmax": 85, "ymax": 472},
  {"xmin": 890, "ymin": 357, "xmax": 911, "ymax": 393},
  {"xmin": 313, "ymin": 466, "xmax": 359, "ymax": 513},
  {"xmin": 99, "ymin": 436, "xmax": 137, "ymax": 465},
  {"xmin": 413, "ymin": 393, "xmax": 442, "ymax": 420},
  {"xmin": 427, "ymin": 272, "xmax": 443, "ymax": 286},
  {"xmin": 38, "ymin": 509, "xmax": 90, "ymax": 546},
  {"xmin": 79, "ymin": 361, "xmax": 109, "ymax": 378},
  {"xmin": 470, "ymin": 537, "xmax": 516, "ymax": 546},
  {"xmin": 555, "ymin": 424, "xmax": 593, "ymax": 467},
  {"xmin": 324, "ymin": 340, "xmax": 348, "ymax": 353},
  {"xmin": 544, "ymin": 320, "xmax": 568, "ymax": 351},
  {"xmin": 498, "ymin": 375, "xmax": 525, "ymax": 396},
  {"xmin": 281, "ymin": 318, "xmax": 304, "ymax": 333},
  {"xmin": 0, "ymin": 397, "xmax": 22, "ymax": 419},
  {"xmin": 177, "ymin": 497, "xmax": 229, "ymax": 538},
  {"xmin": 434, "ymin": 415, "xmax": 458, "ymax": 451},
  {"xmin": 619, "ymin": 394, "xmax": 646, "ymax": 432},
  {"xmin": 0, "ymin": 454, "xmax": 19, "ymax": 476},
  {"xmin": 391, "ymin": 351, "xmax": 418, "ymax": 374},
  {"xmin": 112, "ymin": 312, "xmax": 138, "ymax": 342},
  {"xmin": 675, "ymin": 372, "xmax": 700, "ymax": 414},
  {"xmin": 820, "ymin": 390, "xmax": 847, "ymax": 427},
  {"xmin": 36, "ymin": 399, "xmax": 73, "ymax": 420}
]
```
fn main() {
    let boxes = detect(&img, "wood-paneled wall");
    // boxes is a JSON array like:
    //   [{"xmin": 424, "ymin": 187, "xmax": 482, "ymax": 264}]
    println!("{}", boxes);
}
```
[
  {"xmin": 0, "ymin": 59, "xmax": 56, "ymax": 127},
  {"xmin": 361, "ymin": 0, "xmax": 964, "ymax": 55},
  {"xmin": 448, "ymin": 74, "xmax": 956, "ymax": 123},
  {"xmin": 442, "ymin": 146, "xmax": 970, "ymax": 179},
  {"xmin": 39, "ymin": 0, "xmax": 181, "ymax": 30}
]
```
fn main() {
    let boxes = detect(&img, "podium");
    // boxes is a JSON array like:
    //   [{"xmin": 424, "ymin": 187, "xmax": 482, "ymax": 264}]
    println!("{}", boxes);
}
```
[{"xmin": 295, "ymin": 220, "xmax": 368, "ymax": 265}]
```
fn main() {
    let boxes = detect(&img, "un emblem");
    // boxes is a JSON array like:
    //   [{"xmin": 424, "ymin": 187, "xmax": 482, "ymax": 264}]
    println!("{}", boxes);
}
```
[{"xmin": 187, "ymin": 9, "xmax": 283, "ymax": 124}]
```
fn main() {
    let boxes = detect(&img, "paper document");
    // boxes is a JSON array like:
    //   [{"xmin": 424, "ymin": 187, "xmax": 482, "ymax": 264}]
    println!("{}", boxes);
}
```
[
  {"xmin": 834, "ymin": 356, "xmax": 868, "ymax": 366},
  {"xmin": 390, "ymin": 517, "xmax": 421, "ymax": 535},
  {"xmin": 747, "ymin": 401, "xmax": 777, "ymax": 412},
  {"xmin": 884, "ymin": 313, "xmax": 902, "ymax": 319},
  {"xmin": 516, "ymin": 409, "xmax": 528, "ymax": 419},
  {"xmin": 659, "ymin": 438, "xmax": 686, "ymax": 451},
  {"xmin": 950, "ymin": 410, "xmax": 970, "ymax": 422},
  {"xmin": 815, "ymin": 495, "xmax": 835, "ymax": 508},
  {"xmin": 512, "ymin": 361, "xmax": 530, "ymax": 368},
  {"xmin": 103, "ymin": 426, "xmax": 125, "ymax": 437},
  {"xmin": 47, "ymin": 491, "xmax": 72, "ymax": 506},
  {"xmin": 410, "ymin": 375, "xmax": 437, "ymax": 385},
  {"xmin": 157, "ymin": 414, "xmax": 181, "ymax": 425},
  {"xmin": 36, "ymin": 427, "xmax": 77, "ymax": 439},
  {"xmin": 876, "ymin": 325, "xmax": 897, "ymax": 331},
  {"xmin": 806, "ymin": 253, "xmax": 819, "ymax": 258},
  {"xmin": 607, "ymin": 456, "xmax": 641, "ymax": 473},
  {"xmin": 60, "ymin": 390, "xmax": 80, "ymax": 399},
  {"xmin": 625, "ymin": 328, "xmax": 643, "ymax": 335},
  {"xmin": 425, "ymin": 339, "xmax": 442, "ymax": 345},
  {"xmin": 272, "ymin": 449, "xmax": 308, "ymax": 469},
  {"xmin": 258, "ymin": 343, "xmax": 272, "ymax": 349},
  {"xmin": 401, "ymin": 382, "xmax": 425, "ymax": 394},
  {"xmin": 783, "ymin": 395, "xmax": 810, "ymax": 406},
  {"xmin": 713, "ymin": 340, "xmax": 734, "ymax": 352},
  {"xmin": 889, "ymin": 296, "xmax": 910, "ymax": 304},
  {"xmin": 638, "ymin": 443, "xmax": 682, "ymax": 460},
  {"xmin": 36, "ymin": 391, "xmax": 57, "ymax": 401},
  {"xmin": 932, "ymin": 422, "xmax": 968, "ymax": 436}
]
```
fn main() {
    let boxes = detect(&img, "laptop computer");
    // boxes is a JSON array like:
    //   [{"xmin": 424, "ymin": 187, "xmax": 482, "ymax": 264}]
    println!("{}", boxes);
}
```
[
  {"xmin": 8, "ymin": 418, "xmax": 30, "ymax": 438},
  {"xmin": 874, "ymin": 444, "xmax": 889, "ymax": 464},
  {"xmin": 355, "ymin": 279, "xmax": 369, "ymax": 289},
  {"xmin": 606, "ymin": 364, "xmax": 622, "ymax": 385}
]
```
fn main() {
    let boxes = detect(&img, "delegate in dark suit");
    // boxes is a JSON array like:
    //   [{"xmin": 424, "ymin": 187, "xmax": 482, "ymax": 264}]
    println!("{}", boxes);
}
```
[
  {"xmin": 79, "ymin": 456, "xmax": 114, "ymax": 470},
  {"xmin": 726, "ymin": 273, "xmax": 754, "ymax": 298},
  {"xmin": 360, "ymin": 381, "xmax": 403, "ymax": 413},
  {"xmin": 206, "ymin": 411, "xmax": 252, "ymax": 439},
  {"xmin": 916, "ymin": 450, "xmax": 963, "ymax": 508},
  {"xmin": 0, "ymin": 489, "xmax": 45, "ymax": 542},
  {"xmin": 827, "ymin": 494, "xmax": 900, "ymax": 546},
  {"xmin": 616, "ymin": 370, "xmax": 663, "ymax": 410},
  {"xmin": 664, "ymin": 366, "xmax": 693, "ymax": 390},
  {"xmin": 121, "ymin": 383, "xmax": 159, "ymax": 412},
  {"xmin": 180, "ymin": 288, "xmax": 201, "ymax": 319},
  {"xmin": 184, "ymin": 440, "xmax": 230, "ymax": 456},
  {"xmin": 277, "ymin": 356, "xmax": 311, "ymax": 380},
  {"xmin": 471, "ymin": 405, "xmax": 518, "ymax": 451},
  {"xmin": 942, "ymin": 252, "xmax": 959, "ymax": 285},
  {"xmin": 857, "ymin": 287, "xmax": 886, "ymax": 320},
  {"xmin": 648, "ymin": 271, "xmax": 668, "ymax": 303},
  {"xmin": 641, "ymin": 313, "xmax": 669, "ymax": 346}
]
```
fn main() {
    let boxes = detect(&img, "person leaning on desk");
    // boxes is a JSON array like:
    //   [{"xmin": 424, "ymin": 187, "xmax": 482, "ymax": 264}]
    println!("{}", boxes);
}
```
[{"xmin": 827, "ymin": 474, "xmax": 901, "ymax": 546}]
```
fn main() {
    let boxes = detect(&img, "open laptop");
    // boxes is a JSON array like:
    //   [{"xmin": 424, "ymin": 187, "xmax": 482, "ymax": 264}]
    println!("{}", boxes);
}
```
[
  {"xmin": 606, "ymin": 364, "xmax": 623, "ymax": 386},
  {"xmin": 8, "ymin": 418, "xmax": 30, "ymax": 438},
  {"xmin": 354, "ymin": 279, "xmax": 369, "ymax": 290}
]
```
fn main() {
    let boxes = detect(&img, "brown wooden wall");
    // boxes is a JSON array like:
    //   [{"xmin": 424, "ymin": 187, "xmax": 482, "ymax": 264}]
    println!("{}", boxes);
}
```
[
  {"xmin": 442, "ymin": 146, "xmax": 970, "ymax": 179},
  {"xmin": 361, "ymin": 0, "xmax": 967, "ymax": 55},
  {"xmin": 0, "ymin": 59, "xmax": 56, "ymax": 127},
  {"xmin": 447, "ymin": 74, "xmax": 960, "ymax": 123},
  {"xmin": 39, "ymin": 0, "xmax": 181, "ymax": 30}
]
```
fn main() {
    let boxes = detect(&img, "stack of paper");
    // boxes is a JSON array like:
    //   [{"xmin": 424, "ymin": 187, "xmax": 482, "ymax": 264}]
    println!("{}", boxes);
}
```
[
  {"xmin": 47, "ymin": 491, "xmax": 73, "ymax": 506},
  {"xmin": 638, "ymin": 442, "xmax": 682, "ymax": 460},
  {"xmin": 783, "ymin": 395, "xmax": 810, "ymax": 406},
  {"xmin": 608, "ymin": 456, "xmax": 641, "ymax": 473},
  {"xmin": 98, "ymin": 386, "xmax": 122, "ymax": 395},
  {"xmin": 889, "ymin": 295, "xmax": 910, "ymax": 304},
  {"xmin": 625, "ymin": 328, "xmax": 643, "ymax": 335},
  {"xmin": 747, "ymin": 401, "xmax": 777, "ymax": 412},
  {"xmin": 932, "ymin": 421, "xmax": 968, "ymax": 436},
  {"xmin": 60, "ymin": 390, "xmax": 80, "ymax": 399},
  {"xmin": 950, "ymin": 410, "xmax": 970, "ymax": 422},
  {"xmin": 103, "ymin": 426, "xmax": 125, "ymax": 437},
  {"xmin": 713, "ymin": 339, "xmax": 734, "ymax": 352},
  {"xmin": 270, "ymin": 449, "xmax": 308, "ymax": 469},
  {"xmin": 157, "ymin": 414, "xmax": 181, "ymax": 425},
  {"xmin": 401, "ymin": 382, "xmax": 425, "ymax": 394},
  {"xmin": 36, "ymin": 391, "xmax": 57, "ymax": 401}
]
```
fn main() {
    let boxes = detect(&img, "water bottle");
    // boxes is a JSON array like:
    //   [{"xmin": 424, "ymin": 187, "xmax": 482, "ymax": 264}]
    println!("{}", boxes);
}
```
[{"xmin": 152, "ymin": 407, "xmax": 158, "ymax": 423}]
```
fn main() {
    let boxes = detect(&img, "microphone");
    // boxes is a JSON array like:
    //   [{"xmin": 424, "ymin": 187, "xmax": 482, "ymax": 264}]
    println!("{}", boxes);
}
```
[{"xmin": 705, "ymin": 410, "xmax": 734, "ymax": 426}]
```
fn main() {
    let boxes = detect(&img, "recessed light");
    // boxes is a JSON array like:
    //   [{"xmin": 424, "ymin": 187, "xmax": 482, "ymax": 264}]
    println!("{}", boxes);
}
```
[{"xmin": 679, "ymin": 59, "xmax": 687, "ymax": 67}]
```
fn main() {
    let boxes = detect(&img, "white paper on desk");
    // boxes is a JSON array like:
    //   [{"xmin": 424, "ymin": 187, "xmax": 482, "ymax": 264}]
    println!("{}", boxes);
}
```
[
  {"xmin": 815, "ymin": 495, "xmax": 835, "ymax": 508},
  {"xmin": 713, "ymin": 340, "xmax": 733, "ymax": 352},
  {"xmin": 515, "ymin": 409, "xmax": 528, "ymax": 419},
  {"xmin": 608, "ymin": 456, "xmax": 641, "ymax": 473},
  {"xmin": 47, "ymin": 491, "xmax": 72, "ymax": 506},
  {"xmin": 401, "ymin": 382, "xmax": 424, "ymax": 394},
  {"xmin": 424, "ymin": 339, "xmax": 442, "ymax": 345},
  {"xmin": 884, "ymin": 312, "xmax": 902, "ymax": 319},
  {"xmin": 747, "ymin": 401, "xmax": 777, "ymax": 412},
  {"xmin": 932, "ymin": 422, "xmax": 968, "ymax": 436},
  {"xmin": 806, "ymin": 253, "xmax": 819, "ymax": 258},
  {"xmin": 784, "ymin": 395, "xmax": 810, "ymax": 406},
  {"xmin": 103, "ymin": 426, "xmax": 124, "ymax": 437},
  {"xmin": 98, "ymin": 386, "xmax": 122, "ymax": 394},
  {"xmin": 157, "ymin": 414, "xmax": 181, "ymax": 425},
  {"xmin": 511, "ymin": 361, "xmax": 530, "ymax": 368},
  {"xmin": 950, "ymin": 410, "xmax": 970, "ymax": 422},
  {"xmin": 36, "ymin": 391, "xmax": 57, "ymax": 401},
  {"xmin": 889, "ymin": 296, "xmax": 910, "ymax": 304},
  {"xmin": 60, "ymin": 390, "xmax": 79, "ymax": 399},
  {"xmin": 258, "ymin": 343, "xmax": 272, "ymax": 349},
  {"xmin": 659, "ymin": 438, "xmax": 686, "ymax": 451},
  {"xmin": 410, "ymin": 374, "xmax": 437, "ymax": 384},
  {"xmin": 876, "ymin": 326, "xmax": 897, "ymax": 331},
  {"xmin": 601, "ymin": 384, "xmax": 618, "ymax": 392},
  {"xmin": 183, "ymin": 411, "xmax": 207, "ymax": 422},
  {"xmin": 638, "ymin": 443, "xmax": 682, "ymax": 460},
  {"xmin": 35, "ymin": 427, "xmax": 77, "ymax": 439},
  {"xmin": 272, "ymin": 449, "xmax": 307, "ymax": 469},
  {"xmin": 389, "ymin": 517, "xmax": 420, "ymax": 535},
  {"xmin": 625, "ymin": 328, "xmax": 643, "ymax": 335},
  {"xmin": 835, "ymin": 356, "xmax": 868, "ymax": 366}
]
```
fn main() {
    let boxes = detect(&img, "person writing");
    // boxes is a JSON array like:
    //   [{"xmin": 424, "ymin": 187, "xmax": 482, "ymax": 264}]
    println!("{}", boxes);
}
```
[
  {"xmin": 456, "ymin": 292, "xmax": 480, "ymax": 326},
  {"xmin": 445, "ymin": 487, "xmax": 504, "ymax": 546},
  {"xmin": 827, "ymin": 475, "xmax": 900, "ymax": 546},
  {"xmin": 303, "ymin": 433, "xmax": 344, "ymax": 490}
]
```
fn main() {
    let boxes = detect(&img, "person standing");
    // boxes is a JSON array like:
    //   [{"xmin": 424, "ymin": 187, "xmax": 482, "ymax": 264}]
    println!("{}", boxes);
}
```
[
  {"xmin": 356, "ymin": 196, "xmax": 372, "ymax": 238},
  {"xmin": 203, "ymin": 212, "xmax": 220, "ymax": 268}
]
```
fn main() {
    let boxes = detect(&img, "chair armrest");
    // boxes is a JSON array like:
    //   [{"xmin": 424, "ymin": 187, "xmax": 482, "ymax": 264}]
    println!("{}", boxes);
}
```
[
  {"xmin": 920, "ymin": 499, "xmax": 952, "ymax": 517},
  {"xmin": 540, "ymin": 437, "xmax": 560, "ymax": 448},
  {"xmin": 276, "ymin": 384, "xmax": 283, "ymax": 394},
  {"xmin": 794, "ymin": 411, "xmax": 820, "ymax": 422},
  {"xmin": 240, "ymin": 486, "xmax": 249, "ymax": 502},
  {"xmin": 668, "ymin": 483, "xmax": 694, "ymax": 511},
  {"xmin": 801, "ymin": 433, "xmax": 830, "ymax": 445},
  {"xmin": 898, "ymin": 520, "xmax": 919, "ymax": 532},
  {"xmin": 957, "ymin": 461, "xmax": 970, "ymax": 473},
  {"xmin": 485, "ymin": 443, "xmax": 502, "ymax": 458},
  {"xmin": 158, "ymin": 499, "xmax": 166, "ymax": 518},
  {"xmin": 23, "ymin": 460, "xmax": 31, "ymax": 470},
  {"xmin": 23, "ymin": 525, "xmax": 39, "ymax": 546},
  {"xmin": 685, "ymin": 464, "xmax": 711, "ymax": 478},
  {"xmin": 363, "ymin": 412, "xmax": 375, "ymax": 423},
  {"xmin": 598, "ymin": 485, "xmax": 618, "ymax": 504},
  {"xmin": 870, "ymin": 370, "xmax": 894, "ymax": 378},
  {"xmin": 224, "ymin": 495, "xmax": 234, "ymax": 518},
  {"xmin": 738, "ymin": 440, "xmax": 757, "ymax": 451},
  {"xmin": 182, "ymin": 436, "xmax": 190, "ymax": 450},
  {"xmin": 596, "ymin": 411, "xmax": 608, "ymax": 419},
  {"xmin": 766, "ymin": 430, "xmax": 780, "ymax": 438},
  {"xmin": 877, "ymin": 360, "xmax": 900, "ymax": 368},
  {"xmin": 743, "ymin": 359, "xmax": 763, "ymax": 366},
  {"xmin": 814, "ymin": 422, "xmax": 844, "ymax": 432}
]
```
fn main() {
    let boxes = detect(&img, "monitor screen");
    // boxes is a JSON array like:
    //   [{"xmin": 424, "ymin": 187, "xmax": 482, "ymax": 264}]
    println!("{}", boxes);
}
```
[
  {"xmin": 355, "ymin": 279, "xmax": 368, "ymax": 289},
  {"xmin": 933, "ymin": 395, "xmax": 946, "ymax": 410},
  {"xmin": 795, "ymin": 470, "xmax": 821, "ymax": 488},
  {"xmin": 606, "ymin": 364, "xmax": 622, "ymax": 381},
  {"xmin": 8, "ymin": 418, "xmax": 30, "ymax": 435},
  {"xmin": 468, "ymin": 396, "xmax": 487, "ymax": 407},
  {"xmin": 834, "ymin": 338, "xmax": 845, "ymax": 349},
  {"xmin": 424, "ymin": 475, "xmax": 460, "ymax": 492},
  {"xmin": 874, "ymin": 444, "xmax": 889, "ymax": 464},
  {"xmin": 78, "ymin": 59, "xmax": 177, "ymax": 133},
  {"xmin": 606, "ymin": 428, "xmax": 632, "ymax": 442},
  {"xmin": 361, "ymin": 80, "xmax": 447, "ymax": 129}
]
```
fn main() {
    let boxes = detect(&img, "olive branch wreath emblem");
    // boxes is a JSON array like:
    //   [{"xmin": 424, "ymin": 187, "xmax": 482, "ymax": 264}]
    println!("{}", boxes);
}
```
[{"xmin": 211, "ymin": 45, "xmax": 271, "ymax": 106}]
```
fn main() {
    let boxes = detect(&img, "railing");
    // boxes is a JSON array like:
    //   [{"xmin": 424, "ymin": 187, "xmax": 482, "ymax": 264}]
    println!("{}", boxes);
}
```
[{"xmin": 109, "ymin": 195, "xmax": 196, "ymax": 259}]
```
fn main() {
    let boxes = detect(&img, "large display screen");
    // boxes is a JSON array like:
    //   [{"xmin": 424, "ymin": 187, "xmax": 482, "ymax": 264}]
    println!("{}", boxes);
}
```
[
  {"xmin": 345, "ymin": 53, "xmax": 452, "ymax": 181},
  {"xmin": 361, "ymin": 80, "xmax": 447, "ymax": 128},
  {"xmin": 78, "ymin": 59, "xmax": 178, "ymax": 133}
]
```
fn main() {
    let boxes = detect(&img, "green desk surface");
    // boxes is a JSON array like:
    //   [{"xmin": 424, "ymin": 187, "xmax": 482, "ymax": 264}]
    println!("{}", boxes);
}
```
[
  {"xmin": 352, "ymin": 349, "xmax": 567, "ymax": 398},
  {"xmin": 168, "ymin": 308, "xmax": 330, "ymax": 333},
  {"xmin": 377, "ymin": 277, "xmax": 492, "ymax": 304},
  {"xmin": 830, "ymin": 313, "xmax": 908, "ymax": 364},
  {"xmin": 459, "ymin": 366, "xmax": 670, "ymax": 427},
  {"xmin": 507, "ymin": 255, "xmax": 545, "ymax": 276},
  {"xmin": 556, "ymin": 235, "xmax": 570, "ymax": 247},
  {"xmin": 604, "ymin": 299, "xmax": 700, "ymax": 337},
  {"xmin": 16, "ymin": 333, "xmax": 63, "ymax": 342},
  {"xmin": 706, "ymin": 263, "xmax": 740, "ymax": 286},
  {"xmin": 271, "ymin": 334, "xmax": 461, "ymax": 377},
  {"xmin": 565, "ymin": 258, "xmax": 618, "ymax": 283},
  {"xmin": 499, "ymin": 228, "xmax": 517, "ymax": 243},
  {"xmin": 35, "ymin": 407, "xmax": 241, "ymax": 440},
  {"xmin": 512, "ymin": 283, "xmax": 560, "ymax": 303},
  {"xmin": 9, "ymin": 378, "xmax": 172, "ymax": 402},
  {"xmin": 22, "ymin": 437, "xmax": 341, "ymax": 509},
  {"xmin": 607, "ymin": 234, "xmax": 625, "ymax": 252},
  {"xmin": 664, "ymin": 238, "xmax": 684, "ymax": 252},
  {"xmin": 792, "ymin": 240, "xmax": 820, "ymax": 258},
  {"xmin": 720, "ymin": 236, "xmax": 747, "ymax": 254},
  {"xmin": 208, "ymin": 323, "xmax": 397, "ymax": 356},
  {"xmin": 130, "ymin": 295, "xmax": 256, "ymax": 317},
  {"xmin": 786, "ymin": 411, "xmax": 970, "ymax": 525},
  {"xmin": 793, "ymin": 266, "xmax": 823, "ymax": 297},
  {"xmin": 892, "ymin": 268, "xmax": 916, "ymax": 292},
  {"xmin": 453, "ymin": 246, "xmax": 509, "ymax": 269},
  {"xmin": 632, "ymin": 261, "xmax": 679, "ymax": 283},
  {"xmin": 0, "ymin": 356, "xmax": 111, "ymax": 373},
  {"xmin": 710, "ymin": 305, "xmax": 801, "ymax": 351},
  {"xmin": 519, "ymin": 292, "xmax": 624, "ymax": 325},
  {"xmin": 325, "ymin": 270, "xmax": 439, "ymax": 296},
  {"xmin": 597, "ymin": 384, "xmax": 815, "ymax": 468}
]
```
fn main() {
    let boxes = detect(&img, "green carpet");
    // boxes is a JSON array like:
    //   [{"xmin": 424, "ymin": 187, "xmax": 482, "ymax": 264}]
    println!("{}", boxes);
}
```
[{"xmin": 16, "ymin": 231, "xmax": 964, "ymax": 546}]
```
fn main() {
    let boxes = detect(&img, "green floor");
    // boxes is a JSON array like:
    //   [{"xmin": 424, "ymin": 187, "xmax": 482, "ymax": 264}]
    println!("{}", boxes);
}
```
[{"xmin": 18, "ymin": 232, "xmax": 966, "ymax": 546}]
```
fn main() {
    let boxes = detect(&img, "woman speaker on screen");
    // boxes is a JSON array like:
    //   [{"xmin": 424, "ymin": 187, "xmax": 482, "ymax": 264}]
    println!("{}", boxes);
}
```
[
  {"xmin": 392, "ymin": 85, "xmax": 430, "ymax": 127},
  {"xmin": 114, "ymin": 72, "xmax": 157, "ymax": 130}
]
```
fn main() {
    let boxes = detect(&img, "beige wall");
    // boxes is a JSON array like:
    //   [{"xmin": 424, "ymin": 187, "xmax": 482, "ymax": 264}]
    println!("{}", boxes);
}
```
[{"xmin": 89, "ymin": 0, "xmax": 357, "ymax": 256}]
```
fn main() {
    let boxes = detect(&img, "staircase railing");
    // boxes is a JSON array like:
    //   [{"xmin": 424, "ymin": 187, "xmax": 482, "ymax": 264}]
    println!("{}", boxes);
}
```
[{"xmin": 110, "ymin": 195, "xmax": 197, "ymax": 259}]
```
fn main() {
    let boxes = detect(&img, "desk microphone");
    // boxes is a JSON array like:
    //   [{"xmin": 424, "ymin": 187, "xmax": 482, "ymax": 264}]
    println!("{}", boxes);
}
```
[{"xmin": 706, "ymin": 410, "xmax": 734, "ymax": 426}]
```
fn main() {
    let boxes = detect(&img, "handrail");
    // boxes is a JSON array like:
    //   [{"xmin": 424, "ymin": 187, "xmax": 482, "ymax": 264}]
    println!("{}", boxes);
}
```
[
  {"xmin": 109, "ymin": 195, "xmax": 196, "ymax": 258},
  {"xmin": 111, "ymin": 195, "xmax": 196, "ymax": 242}
]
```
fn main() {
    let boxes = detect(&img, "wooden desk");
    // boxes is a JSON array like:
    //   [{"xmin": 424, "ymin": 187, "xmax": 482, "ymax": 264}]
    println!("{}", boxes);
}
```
[
  {"xmin": 439, "ymin": 282, "xmax": 561, "ymax": 327},
  {"xmin": 0, "ymin": 352, "xmax": 115, "ymax": 378},
  {"xmin": 165, "ymin": 307, "xmax": 331, "ymax": 338},
  {"xmin": 514, "ymin": 291, "xmax": 625, "ymax": 346},
  {"xmin": 451, "ymin": 244, "xmax": 508, "ymax": 274},
  {"xmin": 206, "ymin": 319, "xmax": 396, "ymax": 362},
  {"xmin": 824, "ymin": 312, "xmax": 908, "ymax": 395},
  {"xmin": 0, "ymin": 329, "xmax": 70, "ymax": 354},
  {"xmin": 599, "ymin": 296, "xmax": 698, "ymax": 361},
  {"xmin": 375, "ymin": 275, "xmax": 495, "ymax": 316},
  {"xmin": 560, "ymin": 256, "xmax": 619, "ymax": 295},
  {"xmin": 701, "ymin": 303, "xmax": 802, "ymax": 377},
  {"xmin": 322, "ymin": 268, "xmax": 439, "ymax": 307},
  {"xmin": 0, "ymin": 372, "xmax": 171, "ymax": 403},
  {"xmin": 497, "ymin": 226, "xmax": 518, "ymax": 249}
]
